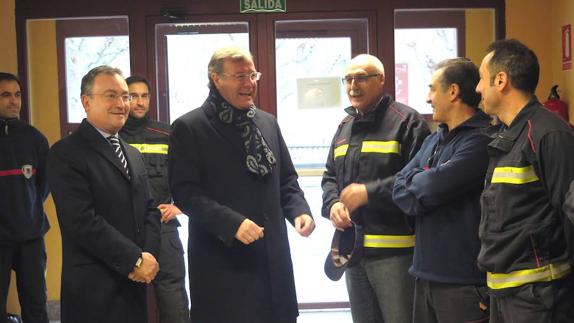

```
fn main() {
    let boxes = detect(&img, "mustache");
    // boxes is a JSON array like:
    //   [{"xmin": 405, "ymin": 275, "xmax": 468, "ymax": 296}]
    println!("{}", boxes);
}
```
[{"xmin": 349, "ymin": 90, "xmax": 362, "ymax": 96}]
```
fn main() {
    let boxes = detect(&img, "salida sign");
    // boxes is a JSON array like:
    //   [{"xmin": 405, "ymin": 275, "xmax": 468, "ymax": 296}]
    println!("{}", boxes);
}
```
[{"xmin": 240, "ymin": 0, "xmax": 286, "ymax": 13}]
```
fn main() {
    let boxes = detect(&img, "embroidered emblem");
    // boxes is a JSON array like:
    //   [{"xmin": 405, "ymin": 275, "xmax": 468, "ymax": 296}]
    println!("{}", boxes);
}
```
[{"xmin": 21, "ymin": 164, "xmax": 33, "ymax": 179}]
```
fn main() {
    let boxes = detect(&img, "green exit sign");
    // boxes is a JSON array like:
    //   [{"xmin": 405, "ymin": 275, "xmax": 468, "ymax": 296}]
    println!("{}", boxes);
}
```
[{"xmin": 240, "ymin": 0, "xmax": 286, "ymax": 13}]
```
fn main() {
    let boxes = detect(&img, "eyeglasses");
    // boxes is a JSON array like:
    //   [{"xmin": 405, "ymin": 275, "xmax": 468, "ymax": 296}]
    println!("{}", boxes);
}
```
[
  {"xmin": 341, "ymin": 74, "xmax": 381, "ymax": 85},
  {"xmin": 221, "ymin": 71, "xmax": 262, "ymax": 82},
  {"xmin": 88, "ymin": 93, "xmax": 132, "ymax": 103}
]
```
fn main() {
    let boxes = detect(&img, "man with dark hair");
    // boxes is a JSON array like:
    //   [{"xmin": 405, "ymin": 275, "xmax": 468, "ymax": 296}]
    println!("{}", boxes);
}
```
[
  {"xmin": 169, "ymin": 46, "xmax": 315, "ymax": 323},
  {"xmin": 0, "ymin": 72, "xmax": 50, "ymax": 323},
  {"xmin": 476, "ymin": 39, "xmax": 574, "ymax": 322},
  {"xmin": 393, "ymin": 58, "xmax": 491, "ymax": 322},
  {"xmin": 48, "ymin": 65, "xmax": 161, "ymax": 323},
  {"xmin": 120, "ymin": 75, "xmax": 189, "ymax": 323},
  {"xmin": 322, "ymin": 54, "xmax": 429, "ymax": 323}
]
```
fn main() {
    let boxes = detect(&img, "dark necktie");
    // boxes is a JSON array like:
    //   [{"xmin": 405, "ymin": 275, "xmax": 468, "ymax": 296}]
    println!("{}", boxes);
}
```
[{"xmin": 107, "ymin": 136, "xmax": 130, "ymax": 177}]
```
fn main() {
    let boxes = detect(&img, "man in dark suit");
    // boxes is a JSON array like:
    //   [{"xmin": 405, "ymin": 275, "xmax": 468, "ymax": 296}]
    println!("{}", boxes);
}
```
[
  {"xmin": 48, "ymin": 65, "xmax": 161, "ymax": 323},
  {"xmin": 169, "ymin": 46, "xmax": 315, "ymax": 323}
]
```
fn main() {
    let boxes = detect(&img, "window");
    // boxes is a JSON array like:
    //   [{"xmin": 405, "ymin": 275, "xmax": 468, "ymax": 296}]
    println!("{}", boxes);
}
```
[{"xmin": 53, "ymin": 17, "xmax": 130, "ymax": 136}]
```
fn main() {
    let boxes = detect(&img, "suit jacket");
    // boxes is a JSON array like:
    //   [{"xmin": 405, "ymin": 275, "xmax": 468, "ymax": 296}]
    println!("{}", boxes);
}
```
[
  {"xmin": 48, "ymin": 119, "xmax": 161, "ymax": 323},
  {"xmin": 169, "ymin": 98, "xmax": 311, "ymax": 323}
]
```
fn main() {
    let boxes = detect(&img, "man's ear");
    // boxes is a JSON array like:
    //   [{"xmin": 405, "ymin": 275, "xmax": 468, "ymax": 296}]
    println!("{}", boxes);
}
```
[
  {"xmin": 449, "ymin": 83, "xmax": 460, "ymax": 102},
  {"xmin": 495, "ymin": 72, "xmax": 509, "ymax": 91},
  {"xmin": 81, "ymin": 95, "xmax": 90, "ymax": 113},
  {"xmin": 211, "ymin": 73, "xmax": 222, "ymax": 89}
]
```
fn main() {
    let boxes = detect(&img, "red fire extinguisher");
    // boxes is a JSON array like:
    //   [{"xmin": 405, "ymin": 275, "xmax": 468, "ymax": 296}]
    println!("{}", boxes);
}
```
[{"xmin": 543, "ymin": 85, "xmax": 569, "ymax": 121}]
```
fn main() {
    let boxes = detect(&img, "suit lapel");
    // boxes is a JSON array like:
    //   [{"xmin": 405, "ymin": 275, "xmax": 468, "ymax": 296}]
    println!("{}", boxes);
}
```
[{"xmin": 78, "ymin": 120, "xmax": 131, "ymax": 182}]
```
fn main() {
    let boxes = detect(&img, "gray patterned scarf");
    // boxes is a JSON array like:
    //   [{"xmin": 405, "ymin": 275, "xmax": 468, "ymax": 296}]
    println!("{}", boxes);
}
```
[{"xmin": 208, "ymin": 87, "xmax": 276, "ymax": 177}]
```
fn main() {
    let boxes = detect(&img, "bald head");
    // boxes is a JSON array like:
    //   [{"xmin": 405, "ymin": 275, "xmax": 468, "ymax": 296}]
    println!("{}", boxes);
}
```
[
  {"xmin": 347, "ymin": 54, "xmax": 385, "ymax": 77},
  {"xmin": 344, "ymin": 54, "xmax": 386, "ymax": 113}
]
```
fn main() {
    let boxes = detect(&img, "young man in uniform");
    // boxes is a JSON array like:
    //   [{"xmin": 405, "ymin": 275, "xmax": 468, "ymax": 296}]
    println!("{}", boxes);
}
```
[
  {"xmin": 120, "ymin": 75, "xmax": 189, "ymax": 323},
  {"xmin": 476, "ymin": 39, "xmax": 574, "ymax": 323},
  {"xmin": 0, "ymin": 72, "xmax": 50, "ymax": 323}
]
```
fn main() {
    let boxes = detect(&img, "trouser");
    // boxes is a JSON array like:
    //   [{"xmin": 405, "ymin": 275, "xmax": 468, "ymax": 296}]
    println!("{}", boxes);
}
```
[
  {"xmin": 345, "ymin": 253, "xmax": 414, "ymax": 323},
  {"xmin": 0, "ymin": 238, "xmax": 48, "ymax": 323},
  {"xmin": 413, "ymin": 278, "xmax": 489, "ymax": 323},
  {"xmin": 153, "ymin": 229, "xmax": 190, "ymax": 323},
  {"xmin": 489, "ymin": 275, "xmax": 574, "ymax": 323}
]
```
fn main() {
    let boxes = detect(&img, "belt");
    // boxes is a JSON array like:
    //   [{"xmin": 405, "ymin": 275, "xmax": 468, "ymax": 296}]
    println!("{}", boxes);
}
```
[
  {"xmin": 487, "ymin": 262, "xmax": 571, "ymax": 289},
  {"xmin": 363, "ymin": 234, "xmax": 415, "ymax": 248}
]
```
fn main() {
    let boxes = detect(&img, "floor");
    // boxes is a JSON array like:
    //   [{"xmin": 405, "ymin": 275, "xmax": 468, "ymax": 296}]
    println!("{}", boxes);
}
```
[
  {"xmin": 298, "ymin": 309, "xmax": 352, "ymax": 322},
  {"xmin": 48, "ymin": 309, "xmax": 352, "ymax": 323}
]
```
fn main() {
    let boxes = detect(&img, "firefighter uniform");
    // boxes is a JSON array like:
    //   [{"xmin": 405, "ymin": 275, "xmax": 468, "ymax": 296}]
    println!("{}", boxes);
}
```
[
  {"xmin": 120, "ymin": 115, "xmax": 189, "ymax": 323},
  {"xmin": 0, "ymin": 118, "xmax": 50, "ymax": 322},
  {"xmin": 478, "ymin": 100, "xmax": 574, "ymax": 323},
  {"xmin": 322, "ymin": 94, "xmax": 429, "ymax": 322}
]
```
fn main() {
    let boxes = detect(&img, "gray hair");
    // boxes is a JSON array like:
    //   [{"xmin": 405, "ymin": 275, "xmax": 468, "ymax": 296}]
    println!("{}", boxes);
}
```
[
  {"xmin": 207, "ymin": 46, "xmax": 254, "ymax": 87},
  {"xmin": 81, "ymin": 65, "xmax": 124, "ymax": 96}
]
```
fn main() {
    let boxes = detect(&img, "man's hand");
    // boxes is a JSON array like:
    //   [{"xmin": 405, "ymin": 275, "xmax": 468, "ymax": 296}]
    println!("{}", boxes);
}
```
[
  {"xmin": 294, "ymin": 214, "xmax": 315, "ymax": 237},
  {"xmin": 340, "ymin": 183, "xmax": 368, "ymax": 213},
  {"xmin": 235, "ymin": 219, "xmax": 264, "ymax": 245},
  {"xmin": 158, "ymin": 204, "xmax": 181, "ymax": 223},
  {"xmin": 329, "ymin": 201, "xmax": 352, "ymax": 230},
  {"xmin": 128, "ymin": 252, "xmax": 159, "ymax": 284}
]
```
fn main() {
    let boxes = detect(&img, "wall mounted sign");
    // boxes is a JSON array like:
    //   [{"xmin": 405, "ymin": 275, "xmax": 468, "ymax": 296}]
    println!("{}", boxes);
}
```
[
  {"xmin": 563, "ymin": 24, "xmax": 571, "ymax": 71},
  {"xmin": 240, "ymin": 0, "xmax": 286, "ymax": 13}
]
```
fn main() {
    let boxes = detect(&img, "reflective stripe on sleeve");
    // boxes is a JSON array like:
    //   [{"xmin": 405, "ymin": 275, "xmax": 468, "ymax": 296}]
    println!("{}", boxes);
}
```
[
  {"xmin": 129, "ymin": 143, "xmax": 169, "ymax": 155},
  {"xmin": 334, "ymin": 144, "xmax": 349, "ymax": 159},
  {"xmin": 491, "ymin": 165, "xmax": 539, "ymax": 184},
  {"xmin": 363, "ymin": 234, "xmax": 415, "ymax": 248}
]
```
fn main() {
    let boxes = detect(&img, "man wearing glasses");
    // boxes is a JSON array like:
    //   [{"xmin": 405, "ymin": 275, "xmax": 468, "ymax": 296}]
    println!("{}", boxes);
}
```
[
  {"xmin": 322, "ymin": 54, "xmax": 429, "ymax": 323},
  {"xmin": 48, "ymin": 65, "xmax": 161, "ymax": 323},
  {"xmin": 169, "ymin": 46, "xmax": 315, "ymax": 323},
  {"xmin": 120, "ymin": 75, "xmax": 189, "ymax": 323}
]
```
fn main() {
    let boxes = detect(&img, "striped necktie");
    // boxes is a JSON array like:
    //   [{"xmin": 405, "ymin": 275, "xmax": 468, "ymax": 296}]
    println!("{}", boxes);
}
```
[{"xmin": 107, "ymin": 136, "xmax": 130, "ymax": 177}]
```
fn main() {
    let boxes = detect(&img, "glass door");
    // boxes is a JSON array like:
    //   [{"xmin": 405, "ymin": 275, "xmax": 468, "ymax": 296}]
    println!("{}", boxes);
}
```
[
  {"xmin": 155, "ymin": 21, "xmax": 251, "ymax": 123},
  {"xmin": 154, "ymin": 19, "xmax": 251, "ymax": 303},
  {"xmin": 152, "ymin": 14, "xmax": 372, "ymax": 312},
  {"xmin": 273, "ymin": 17, "xmax": 369, "ymax": 309}
]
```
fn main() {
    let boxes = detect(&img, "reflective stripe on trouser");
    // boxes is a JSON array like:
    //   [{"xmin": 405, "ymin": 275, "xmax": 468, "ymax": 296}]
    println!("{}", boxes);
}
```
[
  {"xmin": 487, "ymin": 262, "xmax": 571, "ymax": 289},
  {"xmin": 363, "ymin": 234, "xmax": 415, "ymax": 248},
  {"xmin": 491, "ymin": 165, "xmax": 539, "ymax": 184},
  {"xmin": 129, "ymin": 143, "xmax": 169, "ymax": 154},
  {"xmin": 333, "ymin": 141, "xmax": 401, "ymax": 159}
]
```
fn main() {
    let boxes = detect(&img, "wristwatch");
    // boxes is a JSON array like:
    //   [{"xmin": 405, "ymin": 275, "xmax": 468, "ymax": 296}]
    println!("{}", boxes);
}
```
[{"xmin": 135, "ymin": 256, "xmax": 143, "ymax": 268}]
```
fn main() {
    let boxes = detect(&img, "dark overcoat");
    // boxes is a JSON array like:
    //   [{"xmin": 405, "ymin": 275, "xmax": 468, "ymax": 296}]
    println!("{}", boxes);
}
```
[
  {"xmin": 48, "ymin": 119, "xmax": 161, "ymax": 323},
  {"xmin": 169, "ymin": 100, "xmax": 311, "ymax": 323}
]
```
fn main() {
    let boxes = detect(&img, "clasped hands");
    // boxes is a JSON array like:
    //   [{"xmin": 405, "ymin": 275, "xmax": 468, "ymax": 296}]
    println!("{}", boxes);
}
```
[
  {"xmin": 128, "ymin": 252, "xmax": 159, "ymax": 284},
  {"xmin": 329, "ymin": 183, "xmax": 368, "ymax": 230}
]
